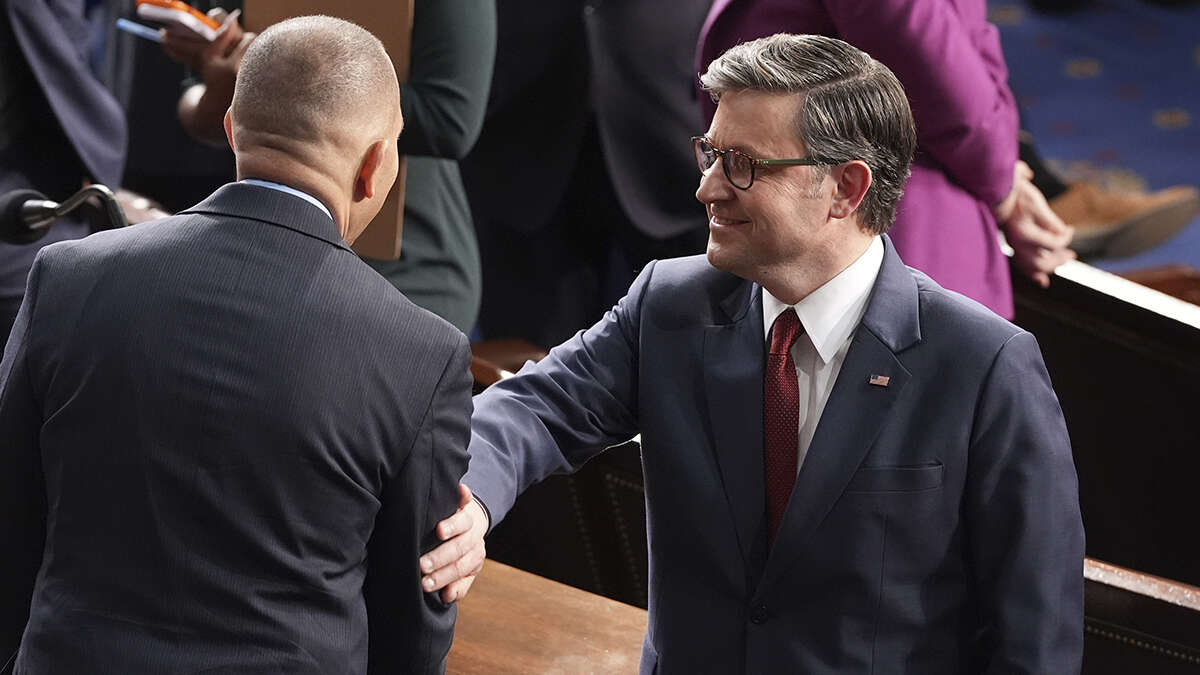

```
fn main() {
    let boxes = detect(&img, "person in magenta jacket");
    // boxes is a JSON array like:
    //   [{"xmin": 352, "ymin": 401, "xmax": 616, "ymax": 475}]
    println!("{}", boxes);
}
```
[{"xmin": 697, "ymin": 0, "xmax": 1075, "ymax": 318}]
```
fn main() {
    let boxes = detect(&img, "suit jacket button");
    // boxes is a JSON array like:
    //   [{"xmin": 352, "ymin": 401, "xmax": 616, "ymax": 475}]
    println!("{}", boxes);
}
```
[{"xmin": 749, "ymin": 605, "xmax": 768, "ymax": 624}]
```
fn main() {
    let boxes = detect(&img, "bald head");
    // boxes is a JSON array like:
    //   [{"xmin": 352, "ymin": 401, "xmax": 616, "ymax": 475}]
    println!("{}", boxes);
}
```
[
  {"xmin": 226, "ymin": 16, "xmax": 403, "ymax": 240},
  {"xmin": 232, "ymin": 15, "xmax": 399, "ymax": 147}
]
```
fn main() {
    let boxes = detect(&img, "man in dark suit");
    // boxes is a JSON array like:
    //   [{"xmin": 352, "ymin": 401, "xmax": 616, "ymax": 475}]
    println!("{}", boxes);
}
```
[
  {"xmin": 0, "ymin": 0, "xmax": 127, "ymax": 343},
  {"xmin": 429, "ymin": 34, "xmax": 1084, "ymax": 672},
  {"xmin": 0, "ymin": 16, "xmax": 471, "ymax": 674},
  {"xmin": 461, "ymin": 0, "xmax": 711, "ymax": 348}
]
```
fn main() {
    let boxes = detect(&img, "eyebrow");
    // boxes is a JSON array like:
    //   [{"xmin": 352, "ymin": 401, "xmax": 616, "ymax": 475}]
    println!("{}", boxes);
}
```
[{"xmin": 706, "ymin": 135, "xmax": 766, "ymax": 158}]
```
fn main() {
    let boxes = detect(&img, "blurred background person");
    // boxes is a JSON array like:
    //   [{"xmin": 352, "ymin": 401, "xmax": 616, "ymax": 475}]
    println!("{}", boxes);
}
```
[
  {"xmin": 100, "ymin": 0, "xmax": 241, "ymax": 213},
  {"xmin": 0, "ymin": 0, "xmax": 126, "ymax": 342},
  {"xmin": 462, "ymin": 0, "xmax": 712, "ymax": 349}
]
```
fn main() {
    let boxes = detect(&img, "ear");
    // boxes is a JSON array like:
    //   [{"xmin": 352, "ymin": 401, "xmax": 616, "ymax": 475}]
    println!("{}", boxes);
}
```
[
  {"xmin": 829, "ymin": 160, "xmax": 872, "ymax": 220},
  {"xmin": 223, "ymin": 109, "xmax": 235, "ymax": 150},
  {"xmin": 353, "ymin": 140, "xmax": 388, "ymax": 202}
]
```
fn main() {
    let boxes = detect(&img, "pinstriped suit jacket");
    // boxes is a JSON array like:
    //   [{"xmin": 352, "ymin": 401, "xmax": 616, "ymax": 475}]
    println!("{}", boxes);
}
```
[{"xmin": 0, "ymin": 183, "xmax": 472, "ymax": 674}]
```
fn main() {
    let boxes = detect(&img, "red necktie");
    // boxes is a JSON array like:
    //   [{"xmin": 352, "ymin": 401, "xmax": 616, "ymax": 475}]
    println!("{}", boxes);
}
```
[{"xmin": 764, "ymin": 308, "xmax": 803, "ymax": 546}]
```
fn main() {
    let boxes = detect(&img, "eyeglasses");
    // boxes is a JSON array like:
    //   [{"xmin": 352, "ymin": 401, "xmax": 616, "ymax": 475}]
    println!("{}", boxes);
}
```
[{"xmin": 691, "ymin": 136, "xmax": 829, "ymax": 190}]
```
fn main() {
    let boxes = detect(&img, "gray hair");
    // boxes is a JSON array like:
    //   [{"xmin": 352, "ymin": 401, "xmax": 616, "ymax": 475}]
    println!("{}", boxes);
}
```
[
  {"xmin": 700, "ymin": 34, "xmax": 916, "ymax": 235},
  {"xmin": 232, "ymin": 15, "xmax": 398, "ymax": 144}
]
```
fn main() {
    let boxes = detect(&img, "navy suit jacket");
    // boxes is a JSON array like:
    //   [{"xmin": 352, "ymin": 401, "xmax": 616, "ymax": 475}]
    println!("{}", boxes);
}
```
[
  {"xmin": 464, "ymin": 237, "xmax": 1084, "ymax": 673},
  {"xmin": 0, "ymin": 184, "xmax": 471, "ymax": 674}
]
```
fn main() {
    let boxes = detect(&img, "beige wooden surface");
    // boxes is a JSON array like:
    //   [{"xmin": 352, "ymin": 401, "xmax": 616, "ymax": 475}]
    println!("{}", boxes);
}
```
[{"xmin": 448, "ymin": 562, "xmax": 647, "ymax": 675}]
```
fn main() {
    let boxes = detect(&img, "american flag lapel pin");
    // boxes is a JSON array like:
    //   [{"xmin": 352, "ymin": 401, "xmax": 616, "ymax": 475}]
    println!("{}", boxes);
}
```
[{"xmin": 868, "ymin": 374, "xmax": 890, "ymax": 387}]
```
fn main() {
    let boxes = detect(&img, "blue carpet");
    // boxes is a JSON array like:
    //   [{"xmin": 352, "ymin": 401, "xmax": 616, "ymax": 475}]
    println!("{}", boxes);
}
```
[{"xmin": 989, "ymin": 0, "xmax": 1200, "ymax": 273}]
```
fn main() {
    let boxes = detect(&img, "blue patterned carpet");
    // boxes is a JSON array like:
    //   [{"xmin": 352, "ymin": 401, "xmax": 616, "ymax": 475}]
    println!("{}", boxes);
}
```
[{"xmin": 989, "ymin": 0, "xmax": 1200, "ymax": 273}]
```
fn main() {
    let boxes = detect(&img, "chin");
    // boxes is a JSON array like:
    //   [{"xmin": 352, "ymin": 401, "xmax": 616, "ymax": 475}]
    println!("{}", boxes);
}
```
[{"xmin": 706, "ymin": 241, "xmax": 744, "ymax": 277}]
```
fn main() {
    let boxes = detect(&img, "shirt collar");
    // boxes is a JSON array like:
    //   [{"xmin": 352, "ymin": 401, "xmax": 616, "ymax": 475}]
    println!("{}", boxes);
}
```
[
  {"xmin": 762, "ymin": 236, "xmax": 884, "ymax": 364},
  {"xmin": 241, "ymin": 178, "xmax": 334, "ymax": 222}
]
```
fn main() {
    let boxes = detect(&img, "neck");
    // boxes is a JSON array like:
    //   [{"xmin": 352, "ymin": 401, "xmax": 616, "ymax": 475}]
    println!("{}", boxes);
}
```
[
  {"xmin": 758, "ymin": 233, "xmax": 874, "ymax": 305},
  {"xmin": 234, "ymin": 147, "xmax": 350, "ymax": 237}
]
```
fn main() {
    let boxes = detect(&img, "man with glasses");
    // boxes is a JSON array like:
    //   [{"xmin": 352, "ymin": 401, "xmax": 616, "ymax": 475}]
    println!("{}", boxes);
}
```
[{"xmin": 425, "ymin": 34, "xmax": 1083, "ymax": 673}]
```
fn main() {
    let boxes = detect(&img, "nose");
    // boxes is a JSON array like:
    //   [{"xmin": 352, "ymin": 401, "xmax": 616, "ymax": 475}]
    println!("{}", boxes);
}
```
[{"xmin": 695, "ymin": 157, "xmax": 733, "ymax": 206}]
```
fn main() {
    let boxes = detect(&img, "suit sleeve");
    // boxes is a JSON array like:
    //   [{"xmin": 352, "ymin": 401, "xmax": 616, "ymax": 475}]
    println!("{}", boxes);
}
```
[
  {"xmin": 0, "ymin": 254, "xmax": 47, "ymax": 669},
  {"xmin": 364, "ymin": 333, "xmax": 472, "ymax": 675},
  {"xmin": 396, "ymin": 0, "xmax": 497, "ymax": 159},
  {"xmin": 463, "ymin": 262, "xmax": 652, "ymax": 529},
  {"xmin": 824, "ymin": 0, "xmax": 1018, "ymax": 206},
  {"xmin": 966, "ymin": 331, "xmax": 1084, "ymax": 673}
]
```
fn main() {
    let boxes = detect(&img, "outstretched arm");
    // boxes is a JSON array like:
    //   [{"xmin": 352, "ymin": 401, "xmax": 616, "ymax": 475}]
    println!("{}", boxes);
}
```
[{"xmin": 421, "ymin": 262, "xmax": 658, "ymax": 601}]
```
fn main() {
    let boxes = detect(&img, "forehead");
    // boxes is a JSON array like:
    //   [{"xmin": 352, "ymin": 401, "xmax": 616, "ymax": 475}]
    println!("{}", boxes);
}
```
[{"xmin": 706, "ymin": 90, "xmax": 805, "ymax": 155}]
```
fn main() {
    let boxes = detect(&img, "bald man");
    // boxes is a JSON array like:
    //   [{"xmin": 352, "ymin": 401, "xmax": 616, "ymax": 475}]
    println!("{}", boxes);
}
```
[{"xmin": 0, "ymin": 16, "xmax": 470, "ymax": 675}]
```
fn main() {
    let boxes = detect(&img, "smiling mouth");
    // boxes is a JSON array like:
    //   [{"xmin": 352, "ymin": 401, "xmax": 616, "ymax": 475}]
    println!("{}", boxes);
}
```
[{"xmin": 710, "ymin": 214, "xmax": 750, "ymax": 227}]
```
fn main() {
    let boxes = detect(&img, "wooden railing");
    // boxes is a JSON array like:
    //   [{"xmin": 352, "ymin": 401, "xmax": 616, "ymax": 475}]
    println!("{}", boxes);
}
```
[{"xmin": 449, "ymin": 562, "xmax": 646, "ymax": 675}]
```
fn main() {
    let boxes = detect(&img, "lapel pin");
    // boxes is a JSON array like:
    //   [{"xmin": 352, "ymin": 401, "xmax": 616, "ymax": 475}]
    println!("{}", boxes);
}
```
[{"xmin": 868, "ymin": 374, "xmax": 890, "ymax": 387}]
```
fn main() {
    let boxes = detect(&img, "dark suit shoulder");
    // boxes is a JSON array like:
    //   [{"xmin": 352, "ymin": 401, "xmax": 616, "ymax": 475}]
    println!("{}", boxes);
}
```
[
  {"xmin": 638, "ymin": 255, "xmax": 751, "ymax": 328},
  {"xmin": 342, "ymin": 263, "xmax": 470, "ymax": 364},
  {"xmin": 41, "ymin": 211, "xmax": 468, "ymax": 374},
  {"xmin": 909, "ymin": 266, "xmax": 1025, "ymax": 355},
  {"xmin": 29, "ymin": 216, "xmax": 179, "ymax": 286},
  {"xmin": 38, "ymin": 215, "xmax": 167, "ymax": 256}
]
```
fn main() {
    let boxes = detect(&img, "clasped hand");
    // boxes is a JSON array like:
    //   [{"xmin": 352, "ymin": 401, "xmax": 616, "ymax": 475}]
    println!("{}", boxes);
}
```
[{"xmin": 993, "ymin": 160, "xmax": 1077, "ymax": 287}]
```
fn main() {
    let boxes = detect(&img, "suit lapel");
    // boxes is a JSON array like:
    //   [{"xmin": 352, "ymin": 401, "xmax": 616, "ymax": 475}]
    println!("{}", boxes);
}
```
[
  {"xmin": 703, "ymin": 280, "xmax": 765, "ymax": 574},
  {"xmin": 758, "ymin": 237, "xmax": 922, "ymax": 590}
]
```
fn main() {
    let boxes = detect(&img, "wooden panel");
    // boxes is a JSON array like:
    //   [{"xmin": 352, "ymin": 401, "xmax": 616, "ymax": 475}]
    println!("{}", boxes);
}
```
[
  {"xmin": 487, "ymin": 441, "xmax": 649, "ymax": 608},
  {"xmin": 1011, "ymin": 261, "xmax": 1200, "ymax": 587},
  {"xmin": 449, "ymin": 562, "xmax": 647, "ymax": 675},
  {"xmin": 1083, "ymin": 559, "xmax": 1200, "ymax": 674}
]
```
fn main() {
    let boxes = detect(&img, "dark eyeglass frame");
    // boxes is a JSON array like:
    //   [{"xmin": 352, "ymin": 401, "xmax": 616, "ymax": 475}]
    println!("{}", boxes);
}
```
[{"xmin": 691, "ymin": 136, "xmax": 831, "ymax": 190}]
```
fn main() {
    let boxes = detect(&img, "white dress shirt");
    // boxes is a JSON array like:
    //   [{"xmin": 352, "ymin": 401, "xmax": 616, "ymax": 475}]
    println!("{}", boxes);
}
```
[{"xmin": 761, "ymin": 236, "xmax": 884, "ymax": 473}]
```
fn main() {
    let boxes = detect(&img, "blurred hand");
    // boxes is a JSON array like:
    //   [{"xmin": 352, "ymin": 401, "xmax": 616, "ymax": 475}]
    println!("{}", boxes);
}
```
[
  {"xmin": 115, "ymin": 189, "xmax": 171, "ymax": 224},
  {"xmin": 994, "ymin": 161, "xmax": 1076, "ymax": 287},
  {"xmin": 173, "ymin": 18, "xmax": 256, "ymax": 146},
  {"xmin": 161, "ymin": 8, "xmax": 243, "ymax": 72},
  {"xmin": 190, "ymin": 21, "xmax": 255, "ymax": 103},
  {"xmin": 420, "ymin": 484, "xmax": 488, "ymax": 603}
]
